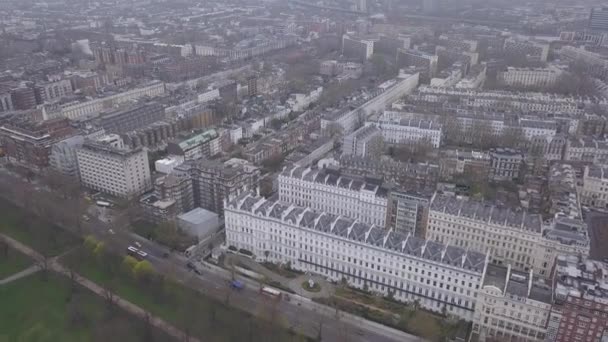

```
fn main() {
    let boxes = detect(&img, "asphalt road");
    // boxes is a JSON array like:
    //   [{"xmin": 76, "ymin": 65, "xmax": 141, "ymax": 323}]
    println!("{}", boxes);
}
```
[{"xmin": 0, "ymin": 165, "xmax": 420, "ymax": 342}]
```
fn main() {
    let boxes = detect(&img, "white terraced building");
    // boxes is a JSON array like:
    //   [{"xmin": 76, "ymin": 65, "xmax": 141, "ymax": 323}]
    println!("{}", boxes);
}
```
[
  {"xmin": 225, "ymin": 192, "xmax": 489, "ymax": 320},
  {"xmin": 426, "ymin": 194, "xmax": 589, "ymax": 278},
  {"xmin": 279, "ymin": 165, "xmax": 389, "ymax": 227},
  {"xmin": 368, "ymin": 114, "xmax": 442, "ymax": 148}
]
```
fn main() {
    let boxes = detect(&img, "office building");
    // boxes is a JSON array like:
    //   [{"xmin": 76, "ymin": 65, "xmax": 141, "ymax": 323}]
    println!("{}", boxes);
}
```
[
  {"xmin": 342, "ymin": 34, "xmax": 375, "ymax": 61},
  {"xmin": 279, "ymin": 166, "xmax": 389, "ymax": 227},
  {"xmin": 225, "ymin": 192, "xmax": 488, "ymax": 320},
  {"xmin": 397, "ymin": 49, "xmax": 438, "ymax": 77},
  {"xmin": 34, "ymin": 79, "xmax": 73, "ymax": 104},
  {"xmin": 11, "ymin": 87, "xmax": 37, "ymax": 110},
  {"xmin": 76, "ymin": 139, "xmax": 151, "ymax": 198},
  {"xmin": 247, "ymin": 76, "xmax": 258, "ymax": 97},
  {"xmin": 342, "ymin": 125, "xmax": 384, "ymax": 159}
]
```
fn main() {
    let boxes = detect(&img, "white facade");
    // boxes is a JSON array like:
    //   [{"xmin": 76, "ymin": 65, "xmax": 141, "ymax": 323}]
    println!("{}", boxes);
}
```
[
  {"xmin": 342, "ymin": 125, "xmax": 383, "ymax": 159},
  {"xmin": 427, "ymin": 194, "xmax": 589, "ymax": 278},
  {"xmin": 286, "ymin": 86, "xmax": 323, "ymax": 112},
  {"xmin": 225, "ymin": 193, "xmax": 489, "ymax": 320},
  {"xmin": 411, "ymin": 86, "xmax": 604, "ymax": 115},
  {"xmin": 53, "ymin": 81, "xmax": 165, "ymax": 120},
  {"xmin": 472, "ymin": 265, "xmax": 552, "ymax": 342},
  {"xmin": 321, "ymin": 72, "xmax": 419, "ymax": 134},
  {"xmin": 76, "ymin": 141, "xmax": 151, "ymax": 198},
  {"xmin": 369, "ymin": 114, "xmax": 442, "ymax": 148},
  {"xmin": 498, "ymin": 66, "xmax": 563, "ymax": 88},
  {"xmin": 581, "ymin": 165, "xmax": 608, "ymax": 209},
  {"xmin": 155, "ymin": 155, "xmax": 184, "ymax": 174},
  {"xmin": 279, "ymin": 166, "xmax": 389, "ymax": 227}
]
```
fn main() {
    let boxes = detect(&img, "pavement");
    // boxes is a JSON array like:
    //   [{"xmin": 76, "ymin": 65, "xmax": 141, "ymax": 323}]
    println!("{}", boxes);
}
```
[
  {"xmin": 0, "ymin": 264, "xmax": 41, "ymax": 285},
  {"xmin": 0, "ymin": 164, "xmax": 422, "ymax": 342}
]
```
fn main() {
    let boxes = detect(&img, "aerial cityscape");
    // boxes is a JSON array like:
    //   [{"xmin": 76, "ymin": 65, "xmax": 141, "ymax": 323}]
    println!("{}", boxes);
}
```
[{"xmin": 1, "ymin": 0, "xmax": 608, "ymax": 341}]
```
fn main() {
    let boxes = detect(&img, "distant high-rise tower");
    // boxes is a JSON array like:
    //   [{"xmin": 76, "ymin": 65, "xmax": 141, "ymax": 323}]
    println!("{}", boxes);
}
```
[
  {"xmin": 358, "ymin": 0, "xmax": 367, "ymax": 12},
  {"xmin": 247, "ymin": 76, "xmax": 258, "ymax": 97},
  {"xmin": 590, "ymin": 7, "xmax": 608, "ymax": 32}
]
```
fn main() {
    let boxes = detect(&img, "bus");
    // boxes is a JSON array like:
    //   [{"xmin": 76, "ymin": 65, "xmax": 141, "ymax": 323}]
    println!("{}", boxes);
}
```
[
  {"xmin": 260, "ymin": 286, "xmax": 282, "ymax": 299},
  {"xmin": 96, "ymin": 200, "xmax": 112, "ymax": 208},
  {"xmin": 127, "ymin": 246, "xmax": 147, "ymax": 260}
]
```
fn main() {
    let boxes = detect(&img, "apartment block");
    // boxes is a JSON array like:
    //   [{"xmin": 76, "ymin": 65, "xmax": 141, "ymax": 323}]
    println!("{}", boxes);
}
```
[
  {"xmin": 369, "ymin": 113, "xmax": 442, "ymax": 148},
  {"xmin": 76, "ymin": 139, "xmax": 151, "ymax": 198},
  {"xmin": 225, "ymin": 192, "xmax": 488, "ymax": 320},
  {"xmin": 279, "ymin": 165, "xmax": 389, "ymax": 227},
  {"xmin": 581, "ymin": 165, "xmax": 608, "ymax": 209},
  {"xmin": 172, "ymin": 158, "xmax": 260, "ymax": 216},
  {"xmin": 342, "ymin": 125, "xmax": 384, "ymax": 159},
  {"xmin": 472, "ymin": 265, "xmax": 552, "ymax": 341}
]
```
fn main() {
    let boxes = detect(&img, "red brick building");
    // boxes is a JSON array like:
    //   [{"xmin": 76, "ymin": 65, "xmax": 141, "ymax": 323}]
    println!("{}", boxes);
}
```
[{"xmin": 0, "ymin": 117, "xmax": 74, "ymax": 169}]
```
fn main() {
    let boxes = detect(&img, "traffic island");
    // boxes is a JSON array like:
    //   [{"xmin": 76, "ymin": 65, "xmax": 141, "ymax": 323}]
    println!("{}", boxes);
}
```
[{"xmin": 301, "ymin": 279, "xmax": 321, "ymax": 293}]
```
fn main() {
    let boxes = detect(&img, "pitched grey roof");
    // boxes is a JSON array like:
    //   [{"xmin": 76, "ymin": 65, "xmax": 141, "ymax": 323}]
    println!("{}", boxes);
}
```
[{"xmin": 226, "ymin": 194, "xmax": 487, "ymax": 273}]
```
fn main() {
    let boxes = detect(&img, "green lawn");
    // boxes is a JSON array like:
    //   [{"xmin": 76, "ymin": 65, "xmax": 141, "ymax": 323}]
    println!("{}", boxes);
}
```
[
  {"xmin": 0, "ymin": 273, "xmax": 173, "ymax": 342},
  {"xmin": 0, "ymin": 247, "xmax": 31, "ymax": 279},
  {"xmin": 0, "ymin": 198, "xmax": 80, "ymax": 256},
  {"xmin": 64, "ymin": 248, "xmax": 309, "ymax": 342}
]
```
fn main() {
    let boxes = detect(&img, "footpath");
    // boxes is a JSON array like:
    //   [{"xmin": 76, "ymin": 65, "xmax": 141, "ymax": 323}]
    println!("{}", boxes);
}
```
[{"xmin": 0, "ymin": 233, "xmax": 200, "ymax": 342}]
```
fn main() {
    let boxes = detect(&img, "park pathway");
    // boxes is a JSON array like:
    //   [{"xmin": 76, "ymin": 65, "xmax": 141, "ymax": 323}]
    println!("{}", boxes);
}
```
[
  {"xmin": 0, "ymin": 233, "xmax": 200, "ymax": 342},
  {"xmin": 0, "ymin": 264, "xmax": 41, "ymax": 285}
]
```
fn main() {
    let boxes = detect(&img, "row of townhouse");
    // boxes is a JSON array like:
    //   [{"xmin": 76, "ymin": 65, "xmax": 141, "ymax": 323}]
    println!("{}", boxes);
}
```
[
  {"xmin": 426, "ymin": 193, "xmax": 590, "ymax": 278},
  {"xmin": 225, "ymin": 192, "xmax": 488, "ymax": 321}
]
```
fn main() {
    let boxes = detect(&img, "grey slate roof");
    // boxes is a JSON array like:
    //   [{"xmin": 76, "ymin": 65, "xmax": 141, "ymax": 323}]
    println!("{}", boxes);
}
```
[{"xmin": 226, "ymin": 194, "xmax": 488, "ymax": 273}]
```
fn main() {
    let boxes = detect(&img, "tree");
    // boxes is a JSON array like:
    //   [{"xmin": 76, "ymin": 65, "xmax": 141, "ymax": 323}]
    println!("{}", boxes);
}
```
[
  {"xmin": 84, "ymin": 235, "xmax": 99, "ymax": 253},
  {"xmin": 133, "ymin": 260, "xmax": 155, "ymax": 281},
  {"xmin": 102, "ymin": 280, "xmax": 118, "ymax": 315},
  {"xmin": 326, "ymin": 122, "xmax": 343, "ymax": 140},
  {"xmin": 270, "ymin": 118, "xmax": 283, "ymax": 130},
  {"xmin": 122, "ymin": 255, "xmax": 138, "ymax": 274}
]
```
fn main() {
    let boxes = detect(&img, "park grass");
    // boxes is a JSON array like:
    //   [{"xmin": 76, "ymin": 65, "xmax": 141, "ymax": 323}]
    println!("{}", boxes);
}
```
[
  {"xmin": 64, "ymin": 247, "xmax": 308, "ymax": 342},
  {"xmin": 0, "ymin": 247, "xmax": 31, "ymax": 279},
  {"xmin": 0, "ymin": 198, "xmax": 80, "ymax": 256},
  {"xmin": 0, "ymin": 272, "xmax": 173, "ymax": 342}
]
